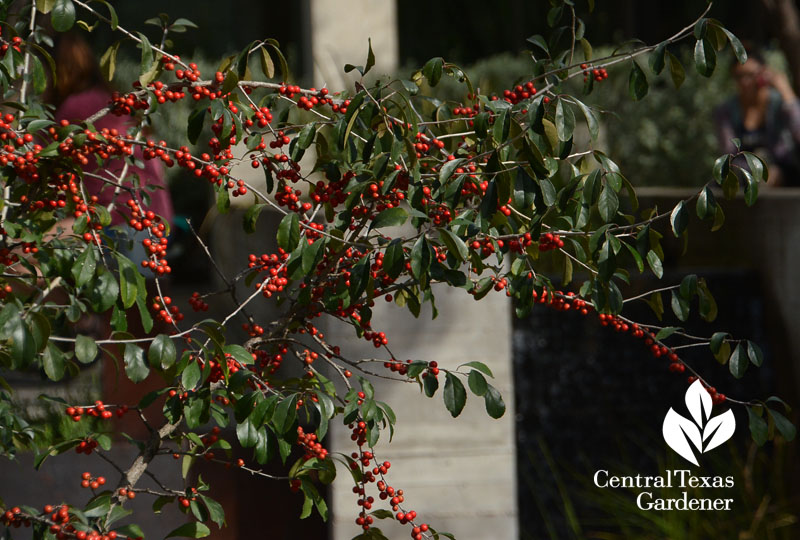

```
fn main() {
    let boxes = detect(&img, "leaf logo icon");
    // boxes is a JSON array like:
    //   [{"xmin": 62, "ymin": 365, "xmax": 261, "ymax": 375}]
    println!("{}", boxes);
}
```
[{"xmin": 662, "ymin": 380, "xmax": 736, "ymax": 466}]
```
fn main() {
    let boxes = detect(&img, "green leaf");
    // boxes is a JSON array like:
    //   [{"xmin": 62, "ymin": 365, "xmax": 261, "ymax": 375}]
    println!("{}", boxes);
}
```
[
  {"xmin": 8, "ymin": 317, "xmax": 35, "ymax": 368},
  {"xmin": 729, "ymin": 343, "xmax": 747, "ymax": 378},
  {"xmin": 42, "ymin": 342, "xmax": 65, "ymax": 381},
  {"xmin": 301, "ymin": 239, "xmax": 325, "ymax": 275},
  {"xmin": 747, "ymin": 407, "xmax": 768, "ymax": 446},
  {"xmin": 72, "ymin": 246, "xmax": 98, "ymax": 287},
  {"xmin": 187, "ymin": 107, "xmax": 207, "ymax": 146},
  {"xmin": 116, "ymin": 255, "xmax": 139, "ymax": 309},
  {"xmin": 483, "ymin": 384, "xmax": 506, "ymax": 419},
  {"xmin": 721, "ymin": 27, "xmax": 747, "ymax": 64},
  {"xmin": 383, "ymin": 239, "xmax": 405, "ymax": 280},
  {"xmin": 769, "ymin": 409, "xmax": 796, "ymax": 442},
  {"xmin": 713, "ymin": 155, "xmax": 730, "ymax": 184},
  {"xmin": 458, "ymin": 360, "xmax": 494, "ymax": 378},
  {"xmin": 467, "ymin": 370, "xmax": 488, "ymax": 396},
  {"xmin": 666, "ymin": 51, "xmax": 686, "ymax": 88},
  {"xmin": 646, "ymin": 250, "xmax": 663, "ymax": 279},
  {"xmin": 51, "ymin": 0, "xmax": 76, "ymax": 32},
  {"xmin": 597, "ymin": 184, "xmax": 618, "ymax": 222},
  {"xmin": 243, "ymin": 203, "xmax": 268, "ymax": 234},
  {"xmin": 571, "ymin": 98, "xmax": 599, "ymax": 140},
  {"xmin": 182, "ymin": 360, "xmax": 201, "ymax": 390},
  {"xmin": 655, "ymin": 326, "xmax": 680, "ymax": 340},
  {"xmin": 124, "ymin": 344, "xmax": 149, "ymax": 383},
  {"xmin": 696, "ymin": 186, "xmax": 716, "ymax": 220},
  {"xmin": 99, "ymin": 41, "xmax": 120, "ymax": 81},
  {"xmin": 670, "ymin": 201, "xmax": 688, "ymax": 237},
  {"xmin": 410, "ymin": 236, "xmax": 432, "ymax": 282},
  {"xmin": 364, "ymin": 38, "xmax": 375, "ymax": 75},
  {"xmin": 165, "ymin": 522, "xmax": 211, "ymax": 539},
  {"xmin": 628, "ymin": 61, "xmax": 648, "ymax": 101},
  {"xmin": 439, "ymin": 229, "xmax": 468, "ymax": 262},
  {"xmin": 539, "ymin": 178, "xmax": 557, "ymax": 207},
  {"xmin": 680, "ymin": 274, "xmax": 697, "ymax": 300},
  {"xmin": 422, "ymin": 57, "xmax": 444, "ymax": 86},
  {"xmin": 554, "ymin": 99, "xmax": 575, "ymax": 142},
  {"xmin": 443, "ymin": 373, "xmax": 467, "ymax": 417},
  {"xmin": 137, "ymin": 32, "xmax": 155, "ymax": 75},
  {"xmin": 236, "ymin": 418, "xmax": 258, "ymax": 448},
  {"xmin": 277, "ymin": 212, "xmax": 300, "ymax": 251},
  {"xmin": 709, "ymin": 331, "xmax": 728, "ymax": 354},
  {"xmin": 694, "ymin": 38, "xmax": 716, "ymax": 77},
  {"xmin": 422, "ymin": 373, "xmax": 439, "ymax": 397},
  {"xmin": 649, "ymin": 42, "xmax": 667, "ymax": 74},
  {"xmin": 746, "ymin": 340, "xmax": 763, "ymax": 367},
  {"xmin": 148, "ymin": 334, "xmax": 176, "ymax": 369},
  {"xmin": 743, "ymin": 152, "xmax": 767, "ymax": 183},
  {"xmin": 670, "ymin": 290, "xmax": 689, "ymax": 322},
  {"xmin": 198, "ymin": 494, "xmax": 226, "ymax": 528},
  {"xmin": 75, "ymin": 335, "xmax": 98, "ymax": 364},
  {"xmin": 272, "ymin": 395, "xmax": 297, "ymax": 434},
  {"xmin": 370, "ymin": 207, "xmax": 408, "ymax": 230}
]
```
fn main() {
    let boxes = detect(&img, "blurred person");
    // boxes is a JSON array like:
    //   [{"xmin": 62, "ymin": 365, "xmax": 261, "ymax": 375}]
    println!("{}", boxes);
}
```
[
  {"xmin": 47, "ymin": 32, "xmax": 174, "ymax": 240},
  {"xmin": 713, "ymin": 48, "xmax": 800, "ymax": 187},
  {"xmin": 44, "ymin": 33, "xmax": 175, "ymax": 339}
]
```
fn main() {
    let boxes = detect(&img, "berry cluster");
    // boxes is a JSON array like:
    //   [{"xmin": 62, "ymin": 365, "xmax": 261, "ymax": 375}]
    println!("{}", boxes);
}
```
[
  {"xmin": 65, "ymin": 402, "xmax": 129, "ymax": 422},
  {"xmin": 75, "ymin": 438, "xmax": 99, "ymax": 455},
  {"xmin": 79, "ymin": 472, "xmax": 107, "ymax": 490},
  {"xmin": 581, "ymin": 63, "xmax": 609, "ymax": 82},
  {"xmin": 501, "ymin": 81, "xmax": 538, "ymax": 105},
  {"xmin": 188, "ymin": 292, "xmax": 209, "ymax": 312},
  {"xmin": 296, "ymin": 426, "xmax": 328, "ymax": 460},
  {"xmin": 537, "ymin": 232, "xmax": 564, "ymax": 251}
]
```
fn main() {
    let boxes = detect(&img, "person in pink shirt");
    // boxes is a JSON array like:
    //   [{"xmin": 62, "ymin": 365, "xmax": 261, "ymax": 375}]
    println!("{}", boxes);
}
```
[{"xmin": 49, "ymin": 33, "xmax": 174, "ymax": 231}]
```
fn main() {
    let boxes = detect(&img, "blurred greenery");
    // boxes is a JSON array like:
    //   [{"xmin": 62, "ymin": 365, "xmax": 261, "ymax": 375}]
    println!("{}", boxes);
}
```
[
  {"xmin": 402, "ymin": 45, "xmax": 797, "ymax": 187},
  {"xmin": 524, "ymin": 437, "xmax": 799, "ymax": 540}
]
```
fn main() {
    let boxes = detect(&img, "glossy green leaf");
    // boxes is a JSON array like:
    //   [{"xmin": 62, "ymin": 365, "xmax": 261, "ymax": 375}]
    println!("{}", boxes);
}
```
[
  {"xmin": 75, "ymin": 335, "xmax": 98, "ymax": 364},
  {"xmin": 670, "ymin": 201, "xmax": 688, "ymax": 237},
  {"xmin": 729, "ymin": 343, "xmax": 747, "ymax": 378},
  {"xmin": 124, "ymin": 344, "xmax": 149, "ymax": 383},
  {"xmin": 51, "ymin": 0, "xmax": 76, "ymax": 31},
  {"xmin": 746, "ymin": 340, "xmax": 763, "ymax": 367},
  {"xmin": 628, "ymin": 61, "xmax": 648, "ymax": 101},
  {"xmin": 694, "ymin": 38, "xmax": 716, "ymax": 77},
  {"xmin": 483, "ymin": 384, "xmax": 505, "ymax": 419},
  {"xmin": 747, "ymin": 407, "xmax": 768, "ymax": 446},
  {"xmin": 554, "ymin": 99, "xmax": 575, "ymax": 142},
  {"xmin": 769, "ymin": 409, "xmax": 796, "ymax": 441},
  {"xmin": 443, "ymin": 373, "xmax": 466, "ymax": 417},
  {"xmin": 71, "ymin": 246, "xmax": 98, "ymax": 287},
  {"xmin": 670, "ymin": 290, "xmax": 689, "ymax": 322},
  {"xmin": 371, "ymin": 207, "xmax": 408, "ymax": 230},
  {"xmin": 165, "ymin": 522, "xmax": 211, "ymax": 539},
  {"xmin": 467, "ymin": 370, "xmax": 488, "ymax": 396},
  {"xmin": 666, "ymin": 51, "xmax": 685, "ymax": 88},
  {"xmin": 277, "ymin": 212, "xmax": 300, "ymax": 251},
  {"xmin": 597, "ymin": 184, "xmax": 618, "ymax": 222}
]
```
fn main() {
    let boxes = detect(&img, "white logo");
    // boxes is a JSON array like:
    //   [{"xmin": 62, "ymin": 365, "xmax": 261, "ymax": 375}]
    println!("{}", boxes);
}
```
[{"xmin": 662, "ymin": 380, "xmax": 736, "ymax": 466}]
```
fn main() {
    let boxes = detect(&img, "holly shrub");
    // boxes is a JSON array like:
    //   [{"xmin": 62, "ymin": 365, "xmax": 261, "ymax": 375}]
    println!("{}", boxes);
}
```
[{"xmin": 0, "ymin": 1, "xmax": 795, "ymax": 539}]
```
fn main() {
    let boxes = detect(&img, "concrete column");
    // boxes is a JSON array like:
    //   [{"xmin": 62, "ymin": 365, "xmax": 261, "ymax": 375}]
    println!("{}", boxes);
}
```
[
  {"xmin": 324, "ymin": 285, "xmax": 518, "ymax": 540},
  {"xmin": 307, "ymin": 3, "xmax": 518, "ymax": 538},
  {"xmin": 309, "ymin": 0, "xmax": 399, "ymax": 90}
]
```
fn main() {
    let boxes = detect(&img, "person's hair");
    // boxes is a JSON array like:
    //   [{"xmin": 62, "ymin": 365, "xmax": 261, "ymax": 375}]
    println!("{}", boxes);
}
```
[{"xmin": 48, "ymin": 32, "xmax": 108, "ymax": 106}]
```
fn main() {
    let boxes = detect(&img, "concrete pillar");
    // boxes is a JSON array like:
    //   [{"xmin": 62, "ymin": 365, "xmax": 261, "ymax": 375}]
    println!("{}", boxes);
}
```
[
  {"xmin": 309, "ymin": 0, "xmax": 399, "ymax": 90},
  {"xmin": 324, "ymin": 285, "xmax": 518, "ymax": 540},
  {"xmin": 306, "ymin": 2, "xmax": 518, "ymax": 538}
]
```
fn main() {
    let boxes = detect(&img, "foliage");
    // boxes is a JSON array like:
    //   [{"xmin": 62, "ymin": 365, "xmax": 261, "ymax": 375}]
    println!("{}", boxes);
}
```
[
  {"xmin": 524, "ymin": 438, "xmax": 799, "ymax": 539},
  {"xmin": 0, "ymin": 1, "xmax": 794, "ymax": 539}
]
